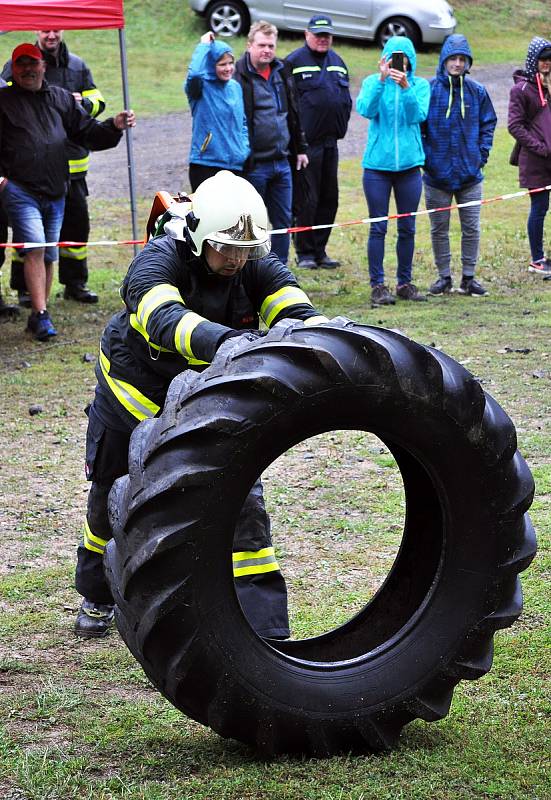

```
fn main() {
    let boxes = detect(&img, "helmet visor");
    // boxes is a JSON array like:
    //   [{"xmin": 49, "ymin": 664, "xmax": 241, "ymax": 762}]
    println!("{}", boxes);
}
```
[{"xmin": 206, "ymin": 238, "xmax": 271, "ymax": 261}]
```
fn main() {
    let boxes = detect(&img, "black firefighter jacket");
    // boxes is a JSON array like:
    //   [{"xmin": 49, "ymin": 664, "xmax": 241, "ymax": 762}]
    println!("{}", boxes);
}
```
[{"xmin": 96, "ymin": 234, "xmax": 325, "ymax": 428}]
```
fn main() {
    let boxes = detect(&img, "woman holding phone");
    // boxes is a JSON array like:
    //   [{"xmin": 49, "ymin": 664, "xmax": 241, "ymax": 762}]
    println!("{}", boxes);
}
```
[{"xmin": 356, "ymin": 36, "xmax": 430, "ymax": 306}]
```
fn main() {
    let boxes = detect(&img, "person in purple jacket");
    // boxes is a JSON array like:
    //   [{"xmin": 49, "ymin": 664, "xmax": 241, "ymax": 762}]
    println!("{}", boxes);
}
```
[{"xmin": 508, "ymin": 37, "xmax": 551, "ymax": 277}]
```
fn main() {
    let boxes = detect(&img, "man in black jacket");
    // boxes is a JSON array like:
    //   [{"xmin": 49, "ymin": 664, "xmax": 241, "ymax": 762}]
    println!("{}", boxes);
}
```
[
  {"xmin": 0, "ymin": 43, "xmax": 135, "ymax": 341},
  {"xmin": 234, "ymin": 21, "xmax": 308, "ymax": 267},
  {"xmin": 73, "ymin": 170, "xmax": 327, "ymax": 638},
  {"xmin": 2, "ymin": 30, "xmax": 107, "ymax": 305},
  {"xmin": 286, "ymin": 15, "xmax": 352, "ymax": 270}
]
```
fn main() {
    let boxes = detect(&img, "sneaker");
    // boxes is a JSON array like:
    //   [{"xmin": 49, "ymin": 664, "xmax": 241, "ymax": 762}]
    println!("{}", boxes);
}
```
[
  {"xmin": 317, "ymin": 255, "xmax": 340, "ymax": 269},
  {"xmin": 63, "ymin": 283, "xmax": 99, "ymax": 303},
  {"xmin": 458, "ymin": 276, "xmax": 488, "ymax": 296},
  {"xmin": 18, "ymin": 290, "xmax": 32, "ymax": 308},
  {"xmin": 528, "ymin": 257, "xmax": 551, "ymax": 275},
  {"xmin": 74, "ymin": 599, "xmax": 115, "ymax": 639},
  {"xmin": 428, "ymin": 276, "xmax": 453, "ymax": 295},
  {"xmin": 396, "ymin": 282, "xmax": 427, "ymax": 301},
  {"xmin": 26, "ymin": 310, "xmax": 58, "ymax": 341},
  {"xmin": 371, "ymin": 284, "xmax": 396, "ymax": 306}
]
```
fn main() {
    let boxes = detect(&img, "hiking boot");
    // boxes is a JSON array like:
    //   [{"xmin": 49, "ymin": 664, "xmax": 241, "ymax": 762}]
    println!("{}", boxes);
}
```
[
  {"xmin": 26, "ymin": 310, "xmax": 58, "ymax": 341},
  {"xmin": 74, "ymin": 599, "xmax": 115, "ymax": 639},
  {"xmin": 371, "ymin": 284, "xmax": 395, "ymax": 306},
  {"xmin": 296, "ymin": 256, "xmax": 318, "ymax": 270},
  {"xmin": 18, "ymin": 290, "xmax": 32, "ymax": 308},
  {"xmin": 64, "ymin": 283, "xmax": 99, "ymax": 303},
  {"xmin": 428, "ymin": 276, "xmax": 453, "ymax": 295},
  {"xmin": 528, "ymin": 258, "xmax": 551, "ymax": 275},
  {"xmin": 396, "ymin": 282, "xmax": 427, "ymax": 301},
  {"xmin": 458, "ymin": 276, "xmax": 488, "ymax": 296},
  {"xmin": 317, "ymin": 255, "xmax": 340, "ymax": 269}
]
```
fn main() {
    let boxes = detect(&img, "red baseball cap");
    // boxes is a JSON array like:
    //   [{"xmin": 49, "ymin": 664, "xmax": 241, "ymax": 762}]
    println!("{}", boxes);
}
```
[{"xmin": 12, "ymin": 43, "xmax": 43, "ymax": 63}]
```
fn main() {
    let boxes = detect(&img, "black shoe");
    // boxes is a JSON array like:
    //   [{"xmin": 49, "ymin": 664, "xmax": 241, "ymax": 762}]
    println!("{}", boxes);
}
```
[
  {"xmin": 428, "ymin": 276, "xmax": 453, "ymax": 295},
  {"xmin": 18, "ymin": 290, "xmax": 32, "ymax": 308},
  {"xmin": 0, "ymin": 295, "xmax": 20, "ymax": 320},
  {"xmin": 296, "ymin": 256, "xmax": 318, "ymax": 270},
  {"xmin": 371, "ymin": 284, "xmax": 396, "ymax": 306},
  {"xmin": 317, "ymin": 255, "xmax": 340, "ymax": 269},
  {"xmin": 26, "ymin": 310, "xmax": 58, "ymax": 341},
  {"xmin": 396, "ymin": 282, "xmax": 427, "ymax": 301},
  {"xmin": 64, "ymin": 284, "xmax": 99, "ymax": 304},
  {"xmin": 458, "ymin": 276, "xmax": 488, "ymax": 296},
  {"xmin": 74, "ymin": 599, "xmax": 115, "ymax": 638}
]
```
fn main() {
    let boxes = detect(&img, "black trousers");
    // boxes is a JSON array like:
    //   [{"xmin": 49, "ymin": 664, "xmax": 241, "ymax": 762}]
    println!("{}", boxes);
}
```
[
  {"xmin": 75, "ymin": 389, "xmax": 290, "ymax": 639},
  {"xmin": 293, "ymin": 141, "xmax": 339, "ymax": 261},
  {"xmin": 188, "ymin": 163, "xmax": 243, "ymax": 192},
  {"xmin": 0, "ymin": 204, "xmax": 7, "ymax": 270}
]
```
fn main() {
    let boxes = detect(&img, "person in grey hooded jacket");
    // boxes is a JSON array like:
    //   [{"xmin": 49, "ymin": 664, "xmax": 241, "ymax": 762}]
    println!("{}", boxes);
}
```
[{"xmin": 423, "ymin": 34, "xmax": 496, "ymax": 297}]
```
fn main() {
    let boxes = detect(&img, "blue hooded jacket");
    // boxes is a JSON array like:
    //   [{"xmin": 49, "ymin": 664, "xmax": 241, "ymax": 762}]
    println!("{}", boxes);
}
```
[
  {"xmin": 356, "ymin": 36, "xmax": 430, "ymax": 172},
  {"xmin": 184, "ymin": 40, "xmax": 249, "ymax": 171},
  {"xmin": 423, "ymin": 34, "xmax": 497, "ymax": 191}
]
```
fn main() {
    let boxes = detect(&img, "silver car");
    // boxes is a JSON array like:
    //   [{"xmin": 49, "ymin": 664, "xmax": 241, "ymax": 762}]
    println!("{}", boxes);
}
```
[{"xmin": 189, "ymin": 1, "xmax": 456, "ymax": 47}]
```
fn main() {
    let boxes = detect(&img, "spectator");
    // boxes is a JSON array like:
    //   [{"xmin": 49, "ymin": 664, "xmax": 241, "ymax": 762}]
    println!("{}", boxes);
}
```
[
  {"xmin": 286, "ymin": 14, "xmax": 351, "ymax": 270},
  {"xmin": 0, "ymin": 74, "xmax": 18, "ymax": 320},
  {"xmin": 356, "ymin": 36, "xmax": 430, "ymax": 306},
  {"xmin": 184, "ymin": 33, "xmax": 249, "ymax": 191},
  {"xmin": 508, "ymin": 36, "xmax": 551, "ymax": 277},
  {"xmin": 0, "ymin": 43, "xmax": 135, "ymax": 341},
  {"xmin": 235, "ymin": 20, "xmax": 308, "ymax": 266},
  {"xmin": 73, "ymin": 170, "xmax": 326, "ymax": 638},
  {"xmin": 2, "ymin": 30, "xmax": 107, "ymax": 305},
  {"xmin": 423, "ymin": 34, "xmax": 497, "ymax": 297}
]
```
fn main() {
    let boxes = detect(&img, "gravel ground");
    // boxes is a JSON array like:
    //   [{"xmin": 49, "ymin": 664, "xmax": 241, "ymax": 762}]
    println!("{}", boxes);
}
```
[{"xmin": 88, "ymin": 65, "xmax": 514, "ymax": 201}]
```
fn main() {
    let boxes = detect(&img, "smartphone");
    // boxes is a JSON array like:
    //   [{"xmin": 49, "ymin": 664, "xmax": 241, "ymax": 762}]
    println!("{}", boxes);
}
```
[{"xmin": 391, "ymin": 51, "xmax": 405, "ymax": 72}]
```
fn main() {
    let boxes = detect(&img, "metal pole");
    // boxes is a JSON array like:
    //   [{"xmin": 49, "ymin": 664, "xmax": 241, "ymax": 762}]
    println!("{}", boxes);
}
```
[{"xmin": 118, "ymin": 27, "xmax": 139, "ymax": 256}]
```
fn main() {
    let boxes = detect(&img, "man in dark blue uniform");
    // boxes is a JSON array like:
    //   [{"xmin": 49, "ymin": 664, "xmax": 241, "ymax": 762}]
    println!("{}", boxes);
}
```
[{"xmin": 286, "ymin": 14, "xmax": 352, "ymax": 270}]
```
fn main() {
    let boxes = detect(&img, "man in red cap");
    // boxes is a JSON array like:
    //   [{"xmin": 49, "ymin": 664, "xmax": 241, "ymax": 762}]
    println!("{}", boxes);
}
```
[{"xmin": 0, "ymin": 44, "xmax": 135, "ymax": 341}]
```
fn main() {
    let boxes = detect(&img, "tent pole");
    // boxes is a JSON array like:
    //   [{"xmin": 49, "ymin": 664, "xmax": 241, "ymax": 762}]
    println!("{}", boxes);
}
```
[{"xmin": 118, "ymin": 27, "xmax": 139, "ymax": 256}]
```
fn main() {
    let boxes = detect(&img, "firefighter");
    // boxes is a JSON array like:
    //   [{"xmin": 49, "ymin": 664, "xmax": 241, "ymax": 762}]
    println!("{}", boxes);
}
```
[
  {"xmin": 74, "ymin": 170, "xmax": 328, "ymax": 638},
  {"xmin": 1, "ymin": 29, "xmax": 106, "ymax": 305}
]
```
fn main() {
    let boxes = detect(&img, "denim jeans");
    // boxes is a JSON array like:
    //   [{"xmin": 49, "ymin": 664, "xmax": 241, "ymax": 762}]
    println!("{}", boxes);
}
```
[
  {"xmin": 424, "ymin": 181, "xmax": 482, "ymax": 278},
  {"xmin": 362, "ymin": 167, "xmax": 422, "ymax": 287},
  {"xmin": 1, "ymin": 180, "xmax": 65, "ymax": 264},
  {"xmin": 527, "ymin": 189, "xmax": 550, "ymax": 262},
  {"xmin": 246, "ymin": 159, "xmax": 292, "ymax": 265}
]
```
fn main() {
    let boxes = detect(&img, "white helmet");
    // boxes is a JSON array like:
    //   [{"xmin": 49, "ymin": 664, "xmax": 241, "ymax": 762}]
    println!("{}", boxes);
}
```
[{"xmin": 164, "ymin": 171, "xmax": 271, "ymax": 260}]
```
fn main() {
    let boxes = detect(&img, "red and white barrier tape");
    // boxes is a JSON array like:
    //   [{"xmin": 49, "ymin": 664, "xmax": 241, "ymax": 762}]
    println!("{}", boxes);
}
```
[{"xmin": 1, "ymin": 184, "xmax": 550, "ymax": 249}]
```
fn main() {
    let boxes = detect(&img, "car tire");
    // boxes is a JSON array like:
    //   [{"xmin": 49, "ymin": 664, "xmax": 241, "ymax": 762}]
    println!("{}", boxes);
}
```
[
  {"xmin": 205, "ymin": 1, "xmax": 249, "ymax": 37},
  {"xmin": 104, "ymin": 319, "xmax": 536, "ymax": 757},
  {"xmin": 377, "ymin": 16, "xmax": 421, "ymax": 49}
]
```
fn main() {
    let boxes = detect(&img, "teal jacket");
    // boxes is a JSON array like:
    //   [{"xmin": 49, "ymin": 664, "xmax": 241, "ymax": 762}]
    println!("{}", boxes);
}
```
[
  {"xmin": 184, "ymin": 40, "xmax": 249, "ymax": 170},
  {"xmin": 356, "ymin": 36, "xmax": 430, "ymax": 172}
]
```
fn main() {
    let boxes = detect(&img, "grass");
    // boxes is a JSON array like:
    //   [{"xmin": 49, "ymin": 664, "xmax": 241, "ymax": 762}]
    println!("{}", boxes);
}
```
[{"xmin": 0, "ymin": 2, "xmax": 550, "ymax": 798}]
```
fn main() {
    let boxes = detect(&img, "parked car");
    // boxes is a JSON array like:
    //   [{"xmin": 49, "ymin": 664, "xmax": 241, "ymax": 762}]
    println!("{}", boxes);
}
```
[{"xmin": 189, "ymin": 0, "xmax": 457, "ymax": 48}]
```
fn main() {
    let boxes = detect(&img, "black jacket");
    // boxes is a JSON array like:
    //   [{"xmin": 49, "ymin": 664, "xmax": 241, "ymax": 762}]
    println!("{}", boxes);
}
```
[
  {"xmin": 1, "ymin": 41, "xmax": 106, "ymax": 180},
  {"xmin": 96, "ymin": 234, "xmax": 322, "ymax": 427},
  {"xmin": 234, "ymin": 53, "xmax": 308, "ymax": 168},
  {"xmin": 285, "ymin": 45, "xmax": 351, "ymax": 144},
  {"xmin": 0, "ymin": 81, "xmax": 121, "ymax": 198}
]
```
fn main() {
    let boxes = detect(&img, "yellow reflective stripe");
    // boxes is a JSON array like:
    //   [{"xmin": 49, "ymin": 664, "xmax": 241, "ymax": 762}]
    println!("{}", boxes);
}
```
[
  {"xmin": 292, "ymin": 65, "xmax": 321, "ymax": 74},
  {"xmin": 136, "ymin": 283, "xmax": 184, "ymax": 330},
  {"xmin": 326, "ymin": 65, "xmax": 347, "ymax": 74},
  {"xmin": 59, "ymin": 245, "xmax": 87, "ymax": 260},
  {"xmin": 260, "ymin": 286, "xmax": 312, "ymax": 327},
  {"xmin": 68, "ymin": 155, "xmax": 90, "ymax": 174},
  {"xmin": 82, "ymin": 88, "xmax": 104, "ymax": 117},
  {"xmin": 304, "ymin": 315, "xmax": 329, "ymax": 326},
  {"xmin": 232, "ymin": 546, "xmax": 280, "ymax": 578},
  {"xmin": 99, "ymin": 348, "xmax": 160, "ymax": 421},
  {"xmin": 84, "ymin": 519, "xmax": 108, "ymax": 555},
  {"xmin": 174, "ymin": 312, "xmax": 207, "ymax": 359},
  {"xmin": 129, "ymin": 313, "xmax": 173, "ymax": 353}
]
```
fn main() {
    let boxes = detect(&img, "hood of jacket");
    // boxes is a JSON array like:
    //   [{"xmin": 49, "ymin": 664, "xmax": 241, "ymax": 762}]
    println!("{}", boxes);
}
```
[
  {"xmin": 381, "ymin": 36, "xmax": 417, "ymax": 77},
  {"xmin": 437, "ymin": 34, "xmax": 472, "ymax": 77},
  {"xmin": 203, "ymin": 40, "xmax": 233, "ymax": 81},
  {"xmin": 524, "ymin": 36, "xmax": 551, "ymax": 81}
]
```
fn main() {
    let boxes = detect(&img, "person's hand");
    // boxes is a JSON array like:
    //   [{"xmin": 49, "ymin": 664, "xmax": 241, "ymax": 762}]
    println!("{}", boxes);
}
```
[
  {"xmin": 72, "ymin": 91, "xmax": 83, "ymax": 103},
  {"xmin": 296, "ymin": 153, "xmax": 309, "ymax": 170},
  {"xmin": 389, "ymin": 68, "xmax": 409, "ymax": 89},
  {"xmin": 201, "ymin": 32, "xmax": 215, "ymax": 44},
  {"xmin": 114, "ymin": 110, "xmax": 136, "ymax": 130},
  {"xmin": 379, "ymin": 56, "xmax": 391, "ymax": 82}
]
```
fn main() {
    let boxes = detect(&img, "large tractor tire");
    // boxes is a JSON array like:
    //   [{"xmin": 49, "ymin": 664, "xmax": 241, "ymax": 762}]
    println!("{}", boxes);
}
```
[{"xmin": 104, "ymin": 319, "xmax": 536, "ymax": 757}]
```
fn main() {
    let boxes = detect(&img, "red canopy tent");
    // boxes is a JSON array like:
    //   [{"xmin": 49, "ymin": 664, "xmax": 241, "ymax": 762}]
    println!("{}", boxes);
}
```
[{"xmin": 0, "ymin": 0, "xmax": 139, "ymax": 247}]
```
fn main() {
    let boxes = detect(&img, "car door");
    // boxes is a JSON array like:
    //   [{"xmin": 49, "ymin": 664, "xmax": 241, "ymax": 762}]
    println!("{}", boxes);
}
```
[{"xmin": 281, "ymin": 1, "xmax": 375, "ymax": 40}]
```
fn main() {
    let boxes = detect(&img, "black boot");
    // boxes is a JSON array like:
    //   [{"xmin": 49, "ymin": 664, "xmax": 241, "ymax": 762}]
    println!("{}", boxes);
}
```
[
  {"xmin": 0, "ymin": 291, "xmax": 20, "ymax": 320},
  {"xmin": 64, "ymin": 283, "xmax": 99, "ymax": 304},
  {"xmin": 74, "ymin": 599, "xmax": 115, "ymax": 638}
]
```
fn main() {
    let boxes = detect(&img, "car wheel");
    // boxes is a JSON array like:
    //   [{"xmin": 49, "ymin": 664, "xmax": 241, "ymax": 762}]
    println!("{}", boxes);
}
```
[
  {"xmin": 105, "ymin": 319, "xmax": 536, "ymax": 757},
  {"xmin": 206, "ymin": 1, "xmax": 249, "ymax": 37},
  {"xmin": 377, "ymin": 16, "xmax": 421, "ymax": 49}
]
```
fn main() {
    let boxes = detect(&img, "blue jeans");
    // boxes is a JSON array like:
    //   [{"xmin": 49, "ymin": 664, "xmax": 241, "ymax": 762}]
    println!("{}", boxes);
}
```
[
  {"xmin": 362, "ymin": 167, "xmax": 422, "ymax": 287},
  {"xmin": 1, "ymin": 180, "xmax": 65, "ymax": 263},
  {"xmin": 246, "ymin": 159, "xmax": 292, "ymax": 265},
  {"xmin": 424, "ymin": 181, "xmax": 482, "ymax": 278},
  {"xmin": 527, "ymin": 189, "xmax": 549, "ymax": 262}
]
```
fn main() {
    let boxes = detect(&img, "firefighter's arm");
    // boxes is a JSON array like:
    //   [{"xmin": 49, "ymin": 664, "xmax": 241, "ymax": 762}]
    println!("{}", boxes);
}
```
[{"xmin": 252, "ymin": 254, "xmax": 328, "ymax": 328}]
